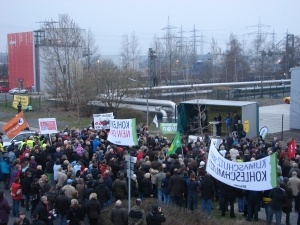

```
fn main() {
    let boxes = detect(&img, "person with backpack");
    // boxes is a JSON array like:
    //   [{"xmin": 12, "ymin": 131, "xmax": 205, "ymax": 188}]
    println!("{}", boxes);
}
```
[{"xmin": 128, "ymin": 198, "xmax": 144, "ymax": 225}]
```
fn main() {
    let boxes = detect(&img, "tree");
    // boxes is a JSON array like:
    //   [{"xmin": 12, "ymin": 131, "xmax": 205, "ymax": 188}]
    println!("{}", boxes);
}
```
[
  {"xmin": 93, "ymin": 59, "xmax": 133, "ymax": 112},
  {"xmin": 223, "ymin": 34, "xmax": 250, "ymax": 82},
  {"xmin": 40, "ymin": 14, "xmax": 102, "ymax": 117},
  {"xmin": 120, "ymin": 32, "xmax": 142, "ymax": 71}
]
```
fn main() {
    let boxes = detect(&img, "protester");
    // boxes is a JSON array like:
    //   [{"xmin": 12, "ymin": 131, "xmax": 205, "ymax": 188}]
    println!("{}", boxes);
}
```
[
  {"xmin": 128, "ymin": 198, "xmax": 144, "ymax": 225},
  {"xmin": 11, "ymin": 177, "xmax": 22, "ymax": 217},
  {"xmin": 86, "ymin": 193, "xmax": 101, "ymax": 225},
  {"xmin": 146, "ymin": 205, "xmax": 166, "ymax": 225},
  {"xmin": 110, "ymin": 200, "xmax": 128, "ymax": 225},
  {"xmin": 67, "ymin": 199, "xmax": 84, "ymax": 225},
  {"xmin": 266, "ymin": 183, "xmax": 287, "ymax": 225},
  {"xmin": 0, "ymin": 191, "xmax": 11, "ymax": 225}
]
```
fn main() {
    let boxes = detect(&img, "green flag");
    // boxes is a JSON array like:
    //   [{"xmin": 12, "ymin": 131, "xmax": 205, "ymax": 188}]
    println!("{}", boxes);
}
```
[{"xmin": 167, "ymin": 132, "xmax": 182, "ymax": 156}]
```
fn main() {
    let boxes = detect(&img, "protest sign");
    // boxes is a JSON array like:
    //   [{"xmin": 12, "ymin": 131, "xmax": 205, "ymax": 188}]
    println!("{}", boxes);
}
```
[
  {"xmin": 206, "ymin": 143, "xmax": 277, "ymax": 191},
  {"xmin": 107, "ymin": 118, "xmax": 138, "ymax": 146},
  {"xmin": 38, "ymin": 118, "xmax": 58, "ymax": 134},
  {"xmin": 93, "ymin": 112, "xmax": 114, "ymax": 130}
]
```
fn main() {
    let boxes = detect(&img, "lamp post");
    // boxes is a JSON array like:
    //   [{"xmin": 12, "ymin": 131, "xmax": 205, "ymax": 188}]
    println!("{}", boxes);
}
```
[{"xmin": 128, "ymin": 78, "xmax": 149, "ymax": 127}]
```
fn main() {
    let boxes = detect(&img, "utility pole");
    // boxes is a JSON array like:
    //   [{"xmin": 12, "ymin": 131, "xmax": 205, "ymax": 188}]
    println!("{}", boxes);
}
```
[{"xmin": 148, "ymin": 48, "xmax": 157, "ymax": 87}]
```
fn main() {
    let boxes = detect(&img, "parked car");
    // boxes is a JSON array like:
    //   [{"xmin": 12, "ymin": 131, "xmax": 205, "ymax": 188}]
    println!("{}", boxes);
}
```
[
  {"xmin": 8, "ymin": 88, "xmax": 28, "ymax": 94},
  {"xmin": 0, "ymin": 86, "xmax": 9, "ymax": 92},
  {"xmin": 2, "ymin": 131, "xmax": 36, "ymax": 150},
  {"xmin": 283, "ymin": 96, "xmax": 290, "ymax": 104}
]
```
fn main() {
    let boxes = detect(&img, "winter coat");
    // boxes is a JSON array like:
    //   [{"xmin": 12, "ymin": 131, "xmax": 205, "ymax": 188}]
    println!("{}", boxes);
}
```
[
  {"xmin": 269, "ymin": 187, "xmax": 286, "ymax": 211},
  {"xmin": 95, "ymin": 183, "xmax": 111, "ymax": 203},
  {"xmin": 244, "ymin": 190, "xmax": 261, "ymax": 205},
  {"xmin": 128, "ymin": 205, "xmax": 145, "ymax": 225},
  {"xmin": 0, "ymin": 198, "xmax": 10, "ymax": 224},
  {"xmin": 110, "ymin": 206, "xmax": 128, "ymax": 225},
  {"xmin": 86, "ymin": 198, "xmax": 101, "ymax": 219},
  {"xmin": 141, "ymin": 178, "xmax": 152, "ymax": 197},
  {"xmin": 146, "ymin": 211, "xmax": 166, "ymax": 225},
  {"xmin": 55, "ymin": 194, "xmax": 71, "ymax": 215},
  {"xmin": 112, "ymin": 179, "xmax": 128, "ymax": 200},
  {"xmin": 11, "ymin": 182, "xmax": 23, "ymax": 200},
  {"xmin": 67, "ymin": 205, "xmax": 85, "ymax": 225},
  {"xmin": 200, "ymin": 176, "xmax": 214, "ymax": 200},
  {"xmin": 219, "ymin": 182, "xmax": 236, "ymax": 200},
  {"xmin": 169, "ymin": 174, "xmax": 185, "ymax": 197},
  {"xmin": 34, "ymin": 202, "xmax": 49, "ymax": 224}
]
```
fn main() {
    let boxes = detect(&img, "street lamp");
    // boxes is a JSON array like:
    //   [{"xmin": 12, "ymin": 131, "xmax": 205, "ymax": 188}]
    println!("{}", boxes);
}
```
[{"xmin": 128, "ymin": 78, "xmax": 149, "ymax": 127}]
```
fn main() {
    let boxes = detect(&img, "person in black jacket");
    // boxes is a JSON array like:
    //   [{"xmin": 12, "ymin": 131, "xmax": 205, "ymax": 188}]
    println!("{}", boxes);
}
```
[
  {"xmin": 34, "ymin": 196, "xmax": 50, "ymax": 225},
  {"xmin": 244, "ymin": 190, "xmax": 261, "ymax": 221},
  {"xmin": 200, "ymin": 174, "xmax": 215, "ymax": 217},
  {"xmin": 55, "ymin": 190, "xmax": 71, "ymax": 225},
  {"xmin": 31, "ymin": 212, "xmax": 46, "ymax": 225},
  {"xmin": 67, "ymin": 199, "xmax": 85, "ymax": 225},
  {"xmin": 95, "ymin": 179, "xmax": 110, "ymax": 208},
  {"xmin": 21, "ymin": 171, "xmax": 32, "ymax": 211},
  {"xmin": 146, "ymin": 205, "xmax": 166, "ymax": 225},
  {"xmin": 86, "ymin": 193, "xmax": 101, "ymax": 225},
  {"xmin": 220, "ymin": 182, "xmax": 236, "ymax": 218},
  {"xmin": 266, "ymin": 183, "xmax": 286, "ymax": 225}
]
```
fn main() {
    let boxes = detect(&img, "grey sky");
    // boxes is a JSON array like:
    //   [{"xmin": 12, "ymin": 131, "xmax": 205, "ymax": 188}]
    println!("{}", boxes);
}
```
[{"xmin": 0, "ymin": 0, "xmax": 299, "ymax": 56}]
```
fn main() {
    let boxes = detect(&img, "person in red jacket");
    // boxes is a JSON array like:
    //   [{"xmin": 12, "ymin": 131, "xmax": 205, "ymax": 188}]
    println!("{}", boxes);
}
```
[{"xmin": 10, "ymin": 177, "xmax": 22, "ymax": 217}]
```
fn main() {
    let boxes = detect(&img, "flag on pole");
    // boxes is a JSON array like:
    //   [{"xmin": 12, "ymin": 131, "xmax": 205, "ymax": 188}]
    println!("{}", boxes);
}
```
[
  {"xmin": 153, "ymin": 114, "xmax": 159, "ymax": 128},
  {"xmin": 288, "ymin": 138, "xmax": 296, "ymax": 159},
  {"xmin": 2, "ymin": 112, "xmax": 29, "ymax": 138},
  {"xmin": 167, "ymin": 132, "xmax": 181, "ymax": 156}
]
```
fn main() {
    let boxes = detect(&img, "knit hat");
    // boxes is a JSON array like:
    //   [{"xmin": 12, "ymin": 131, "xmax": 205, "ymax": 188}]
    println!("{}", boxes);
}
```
[
  {"xmin": 67, "ymin": 179, "xmax": 73, "ymax": 184},
  {"xmin": 283, "ymin": 177, "xmax": 289, "ymax": 184}
]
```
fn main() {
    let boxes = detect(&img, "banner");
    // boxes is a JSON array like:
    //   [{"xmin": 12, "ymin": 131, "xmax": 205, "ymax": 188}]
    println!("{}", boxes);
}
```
[
  {"xmin": 107, "ymin": 118, "xmax": 138, "ymax": 146},
  {"xmin": 93, "ymin": 113, "xmax": 114, "ymax": 130},
  {"xmin": 167, "ymin": 132, "xmax": 181, "ymax": 156},
  {"xmin": 206, "ymin": 143, "xmax": 278, "ymax": 191},
  {"xmin": 38, "ymin": 118, "xmax": 58, "ymax": 134},
  {"xmin": 2, "ymin": 112, "xmax": 29, "ymax": 138},
  {"xmin": 12, "ymin": 95, "xmax": 29, "ymax": 109},
  {"xmin": 288, "ymin": 138, "xmax": 296, "ymax": 159},
  {"xmin": 160, "ymin": 123, "xmax": 177, "ymax": 134}
]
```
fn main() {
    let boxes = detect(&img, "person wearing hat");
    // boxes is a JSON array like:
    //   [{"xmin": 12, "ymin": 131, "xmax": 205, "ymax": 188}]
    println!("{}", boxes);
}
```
[
  {"xmin": 110, "ymin": 200, "xmax": 128, "ymax": 225},
  {"xmin": 62, "ymin": 179, "xmax": 76, "ymax": 199},
  {"xmin": 93, "ymin": 136, "xmax": 101, "ymax": 153},
  {"xmin": 128, "ymin": 198, "xmax": 145, "ymax": 225},
  {"xmin": 146, "ymin": 205, "xmax": 166, "ymax": 225}
]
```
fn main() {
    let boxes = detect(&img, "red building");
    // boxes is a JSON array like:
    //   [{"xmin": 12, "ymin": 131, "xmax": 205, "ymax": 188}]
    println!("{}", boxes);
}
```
[{"xmin": 7, "ymin": 32, "xmax": 35, "ymax": 90}]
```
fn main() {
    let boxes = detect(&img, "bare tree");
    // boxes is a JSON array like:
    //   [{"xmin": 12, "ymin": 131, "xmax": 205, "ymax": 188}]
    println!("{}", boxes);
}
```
[
  {"xmin": 94, "ymin": 59, "xmax": 133, "ymax": 112},
  {"xmin": 120, "ymin": 32, "xmax": 142, "ymax": 70}
]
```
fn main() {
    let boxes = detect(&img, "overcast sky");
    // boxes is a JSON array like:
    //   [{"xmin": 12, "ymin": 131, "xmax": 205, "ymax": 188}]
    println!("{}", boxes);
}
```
[{"xmin": 1, "ymin": 0, "xmax": 299, "ymax": 56}]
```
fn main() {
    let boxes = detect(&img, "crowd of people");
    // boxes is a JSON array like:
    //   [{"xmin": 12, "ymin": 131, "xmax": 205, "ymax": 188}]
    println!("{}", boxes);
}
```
[{"xmin": 0, "ymin": 123, "xmax": 300, "ymax": 225}]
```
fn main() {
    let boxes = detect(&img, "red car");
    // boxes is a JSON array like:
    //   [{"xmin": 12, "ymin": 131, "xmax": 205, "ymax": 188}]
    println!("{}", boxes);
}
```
[{"xmin": 0, "ymin": 86, "xmax": 9, "ymax": 92}]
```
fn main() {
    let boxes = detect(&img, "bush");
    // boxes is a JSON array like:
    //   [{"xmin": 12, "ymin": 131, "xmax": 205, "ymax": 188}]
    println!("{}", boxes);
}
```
[{"xmin": 98, "ymin": 198, "xmax": 261, "ymax": 225}]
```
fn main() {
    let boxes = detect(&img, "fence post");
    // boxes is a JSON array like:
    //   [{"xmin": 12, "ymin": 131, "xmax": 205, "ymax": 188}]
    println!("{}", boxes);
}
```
[{"xmin": 281, "ymin": 114, "xmax": 284, "ymax": 140}]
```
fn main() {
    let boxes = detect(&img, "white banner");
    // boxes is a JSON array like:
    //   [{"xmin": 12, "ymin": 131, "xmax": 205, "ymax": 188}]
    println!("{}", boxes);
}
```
[
  {"xmin": 38, "ymin": 118, "xmax": 58, "ymax": 134},
  {"xmin": 206, "ymin": 143, "xmax": 277, "ymax": 191},
  {"xmin": 93, "ymin": 112, "xmax": 114, "ymax": 130},
  {"xmin": 107, "ymin": 118, "xmax": 138, "ymax": 146}
]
